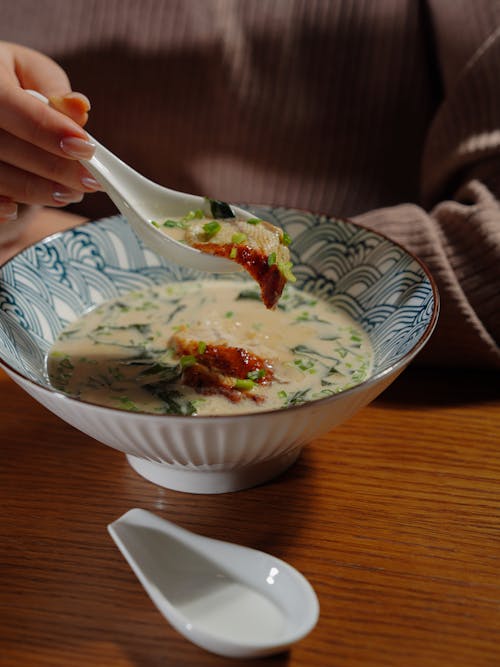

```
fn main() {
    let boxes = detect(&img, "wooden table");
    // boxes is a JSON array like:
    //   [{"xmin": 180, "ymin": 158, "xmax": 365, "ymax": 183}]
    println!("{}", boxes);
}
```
[
  {"xmin": 1, "ymin": 213, "xmax": 500, "ymax": 666},
  {"xmin": 1, "ymin": 362, "xmax": 499, "ymax": 667}
]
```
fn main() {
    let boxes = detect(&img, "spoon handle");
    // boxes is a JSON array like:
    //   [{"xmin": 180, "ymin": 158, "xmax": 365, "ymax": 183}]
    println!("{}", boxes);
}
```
[
  {"xmin": 26, "ymin": 89, "xmax": 153, "ymax": 214},
  {"xmin": 24, "ymin": 89, "xmax": 243, "ymax": 273}
]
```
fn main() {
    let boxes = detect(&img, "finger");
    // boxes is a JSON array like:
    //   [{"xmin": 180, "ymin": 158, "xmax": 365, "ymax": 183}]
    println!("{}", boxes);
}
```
[
  {"xmin": 0, "ymin": 216, "xmax": 22, "ymax": 246},
  {"xmin": 0, "ymin": 161, "xmax": 85, "ymax": 207},
  {"xmin": 0, "ymin": 196, "xmax": 18, "ymax": 222},
  {"xmin": 0, "ymin": 45, "xmax": 94, "ymax": 159},
  {"xmin": 0, "ymin": 128, "xmax": 102, "ymax": 193},
  {"xmin": 8, "ymin": 44, "xmax": 90, "ymax": 128},
  {"xmin": 0, "ymin": 88, "xmax": 95, "ymax": 160},
  {"xmin": 49, "ymin": 92, "xmax": 90, "ymax": 127},
  {"xmin": 7, "ymin": 42, "xmax": 71, "ymax": 98}
]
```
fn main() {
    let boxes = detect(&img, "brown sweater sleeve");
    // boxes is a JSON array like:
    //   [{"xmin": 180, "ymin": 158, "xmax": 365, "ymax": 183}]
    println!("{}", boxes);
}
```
[
  {"xmin": 355, "ymin": 0, "xmax": 500, "ymax": 369},
  {"xmin": 354, "ymin": 181, "xmax": 500, "ymax": 369}
]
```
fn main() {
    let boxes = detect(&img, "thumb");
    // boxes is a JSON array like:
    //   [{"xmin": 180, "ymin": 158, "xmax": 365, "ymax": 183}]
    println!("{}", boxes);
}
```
[
  {"xmin": 48, "ymin": 93, "xmax": 90, "ymax": 128},
  {"xmin": 10, "ymin": 43, "xmax": 90, "ymax": 127}
]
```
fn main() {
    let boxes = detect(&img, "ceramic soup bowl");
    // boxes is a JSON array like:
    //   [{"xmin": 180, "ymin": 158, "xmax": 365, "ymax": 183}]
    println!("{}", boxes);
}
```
[{"xmin": 0, "ymin": 208, "xmax": 438, "ymax": 493}]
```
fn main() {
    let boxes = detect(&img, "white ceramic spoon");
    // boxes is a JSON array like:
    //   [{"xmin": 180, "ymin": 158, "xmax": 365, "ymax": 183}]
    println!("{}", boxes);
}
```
[
  {"xmin": 108, "ymin": 508, "xmax": 319, "ymax": 659},
  {"xmin": 26, "ymin": 89, "xmax": 244, "ymax": 273}
]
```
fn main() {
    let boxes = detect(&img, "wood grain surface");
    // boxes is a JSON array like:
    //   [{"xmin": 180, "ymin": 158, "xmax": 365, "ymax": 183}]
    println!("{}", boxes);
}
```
[{"xmin": 0, "ymin": 364, "xmax": 499, "ymax": 667}]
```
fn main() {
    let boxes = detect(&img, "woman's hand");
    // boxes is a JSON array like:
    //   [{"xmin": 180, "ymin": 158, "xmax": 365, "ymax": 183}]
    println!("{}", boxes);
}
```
[{"xmin": 0, "ymin": 41, "xmax": 101, "ymax": 226}]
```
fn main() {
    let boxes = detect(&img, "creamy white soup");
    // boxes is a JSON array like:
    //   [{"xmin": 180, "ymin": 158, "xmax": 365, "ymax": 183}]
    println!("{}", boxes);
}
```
[{"xmin": 47, "ymin": 281, "xmax": 373, "ymax": 416}]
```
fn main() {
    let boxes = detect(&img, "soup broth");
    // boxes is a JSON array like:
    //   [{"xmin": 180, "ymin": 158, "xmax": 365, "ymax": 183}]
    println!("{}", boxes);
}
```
[{"xmin": 47, "ymin": 280, "xmax": 373, "ymax": 416}]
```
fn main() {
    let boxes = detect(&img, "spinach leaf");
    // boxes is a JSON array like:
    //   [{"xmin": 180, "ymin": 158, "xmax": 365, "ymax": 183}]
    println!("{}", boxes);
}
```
[
  {"xmin": 144, "ymin": 382, "xmax": 196, "ymax": 415},
  {"xmin": 121, "ymin": 359, "xmax": 182, "ymax": 383},
  {"xmin": 236, "ymin": 289, "xmax": 261, "ymax": 301},
  {"xmin": 207, "ymin": 198, "xmax": 235, "ymax": 219}
]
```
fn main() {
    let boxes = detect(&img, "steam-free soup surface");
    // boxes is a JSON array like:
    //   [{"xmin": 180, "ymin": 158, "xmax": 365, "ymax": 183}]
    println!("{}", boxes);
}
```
[{"xmin": 47, "ymin": 280, "xmax": 373, "ymax": 416}]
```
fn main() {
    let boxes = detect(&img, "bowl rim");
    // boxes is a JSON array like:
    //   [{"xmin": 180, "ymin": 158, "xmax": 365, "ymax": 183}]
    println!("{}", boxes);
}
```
[{"xmin": 0, "ymin": 212, "xmax": 440, "ymax": 420}]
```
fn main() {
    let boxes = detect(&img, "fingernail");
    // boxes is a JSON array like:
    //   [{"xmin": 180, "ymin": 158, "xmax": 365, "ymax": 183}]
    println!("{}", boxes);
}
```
[
  {"xmin": 64, "ymin": 91, "xmax": 91, "ymax": 110},
  {"xmin": 0, "ymin": 199, "xmax": 18, "ymax": 217},
  {"xmin": 1, "ymin": 211, "xmax": 18, "ymax": 222},
  {"xmin": 52, "ymin": 188, "xmax": 84, "ymax": 204},
  {"xmin": 81, "ymin": 175, "xmax": 102, "ymax": 190},
  {"xmin": 60, "ymin": 136, "xmax": 95, "ymax": 159}
]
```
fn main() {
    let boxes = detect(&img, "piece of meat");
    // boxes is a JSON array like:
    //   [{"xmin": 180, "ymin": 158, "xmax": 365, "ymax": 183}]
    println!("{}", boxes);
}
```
[
  {"xmin": 184, "ymin": 217, "xmax": 293, "ymax": 309},
  {"xmin": 182, "ymin": 365, "xmax": 265, "ymax": 404},
  {"xmin": 192, "ymin": 243, "xmax": 286, "ymax": 309},
  {"xmin": 170, "ymin": 333, "xmax": 274, "ymax": 402}
]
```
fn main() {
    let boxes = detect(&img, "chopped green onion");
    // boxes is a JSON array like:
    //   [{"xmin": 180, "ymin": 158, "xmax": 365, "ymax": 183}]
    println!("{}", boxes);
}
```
[
  {"xmin": 197, "ymin": 341, "xmax": 207, "ymax": 354},
  {"xmin": 225, "ymin": 311, "xmax": 234, "ymax": 318},
  {"xmin": 234, "ymin": 378, "xmax": 255, "ymax": 391},
  {"xmin": 180, "ymin": 355, "xmax": 197, "ymax": 368},
  {"xmin": 294, "ymin": 358, "xmax": 315, "ymax": 371},
  {"xmin": 229, "ymin": 246, "xmax": 238, "ymax": 259},
  {"xmin": 268, "ymin": 252, "xmax": 277, "ymax": 266},
  {"xmin": 231, "ymin": 232, "xmax": 247, "ymax": 244},
  {"xmin": 150, "ymin": 220, "xmax": 160, "ymax": 228},
  {"xmin": 282, "ymin": 231, "xmax": 292, "ymax": 246},
  {"xmin": 183, "ymin": 209, "xmax": 204, "ymax": 221},
  {"xmin": 278, "ymin": 261, "xmax": 296, "ymax": 282},
  {"xmin": 203, "ymin": 221, "xmax": 221, "ymax": 238},
  {"xmin": 246, "ymin": 218, "xmax": 262, "ymax": 225},
  {"xmin": 247, "ymin": 368, "xmax": 266, "ymax": 381},
  {"xmin": 162, "ymin": 219, "xmax": 186, "ymax": 229},
  {"xmin": 117, "ymin": 396, "xmax": 139, "ymax": 411}
]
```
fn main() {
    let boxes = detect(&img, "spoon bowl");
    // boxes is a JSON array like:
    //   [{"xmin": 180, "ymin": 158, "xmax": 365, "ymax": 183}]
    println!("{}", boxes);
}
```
[
  {"xmin": 108, "ymin": 508, "xmax": 319, "ymax": 658},
  {"xmin": 27, "ymin": 89, "xmax": 244, "ymax": 273}
]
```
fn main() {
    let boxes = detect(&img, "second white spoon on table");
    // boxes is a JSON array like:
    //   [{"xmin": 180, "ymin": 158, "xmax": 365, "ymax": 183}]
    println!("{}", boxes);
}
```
[
  {"xmin": 27, "ymin": 89, "xmax": 244, "ymax": 273},
  {"xmin": 108, "ymin": 508, "xmax": 319, "ymax": 659}
]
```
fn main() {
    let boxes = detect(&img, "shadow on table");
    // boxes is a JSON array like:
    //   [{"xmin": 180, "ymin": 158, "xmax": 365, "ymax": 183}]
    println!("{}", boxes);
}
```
[{"xmin": 376, "ymin": 365, "xmax": 499, "ymax": 407}]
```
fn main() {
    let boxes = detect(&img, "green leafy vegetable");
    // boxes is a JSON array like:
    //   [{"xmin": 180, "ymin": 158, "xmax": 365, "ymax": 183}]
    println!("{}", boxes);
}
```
[
  {"xmin": 234, "ymin": 378, "xmax": 255, "ymax": 391},
  {"xmin": 121, "ymin": 359, "xmax": 182, "ymax": 383},
  {"xmin": 203, "ymin": 221, "xmax": 221, "ymax": 239},
  {"xmin": 267, "ymin": 252, "xmax": 277, "ymax": 266},
  {"xmin": 281, "ymin": 389, "xmax": 311, "ymax": 407},
  {"xmin": 247, "ymin": 368, "xmax": 266, "ymax": 381},
  {"xmin": 116, "ymin": 396, "xmax": 139, "ymax": 411},
  {"xmin": 207, "ymin": 198, "xmax": 235, "ymax": 219},
  {"xmin": 278, "ymin": 260, "xmax": 296, "ymax": 282},
  {"xmin": 162, "ymin": 219, "xmax": 187, "ymax": 229},
  {"xmin": 236, "ymin": 289, "xmax": 261, "ymax": 301},
  {"xmin": 231, "ymin": 232, "xmax": 247, "ymax": 244},
  {"xmin": 143, "ymin": 383, "xmax": 197, "ymax": 415},
  {"xmin": 180, "ymin": 355, "xmax": 197, "ymax": 368},
  {"xmin": 183, "ymin": 209, "xmax": 205, "ymax": 221}
]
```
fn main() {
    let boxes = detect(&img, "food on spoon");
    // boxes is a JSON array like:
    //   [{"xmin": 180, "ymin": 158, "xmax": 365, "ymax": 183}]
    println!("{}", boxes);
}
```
[{"xmin": 151, "ymin": 199, "xmax": 294, "ymax": 309}]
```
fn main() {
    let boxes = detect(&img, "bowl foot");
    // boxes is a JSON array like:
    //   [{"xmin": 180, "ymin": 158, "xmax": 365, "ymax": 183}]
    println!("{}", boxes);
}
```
[{"xmin": 126, "ymin": 449, "xmax": 301, "ymax": 494}]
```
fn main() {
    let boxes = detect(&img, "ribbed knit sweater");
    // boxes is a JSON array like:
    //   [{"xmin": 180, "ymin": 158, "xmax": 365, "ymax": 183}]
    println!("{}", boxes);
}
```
[{"xmin": 2, "ymin": 0, "xmax": 499, "ymax": 368}]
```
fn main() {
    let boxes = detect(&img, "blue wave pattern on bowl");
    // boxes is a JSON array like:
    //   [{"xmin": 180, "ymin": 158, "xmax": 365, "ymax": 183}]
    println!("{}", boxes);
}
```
[
  {"xmin": 0, "ymin": 210, "xmax": 435, "ymax": 388},
  {"xmin": 251, "ymin": 206, "xmax": 435, "ymax": 365}
]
